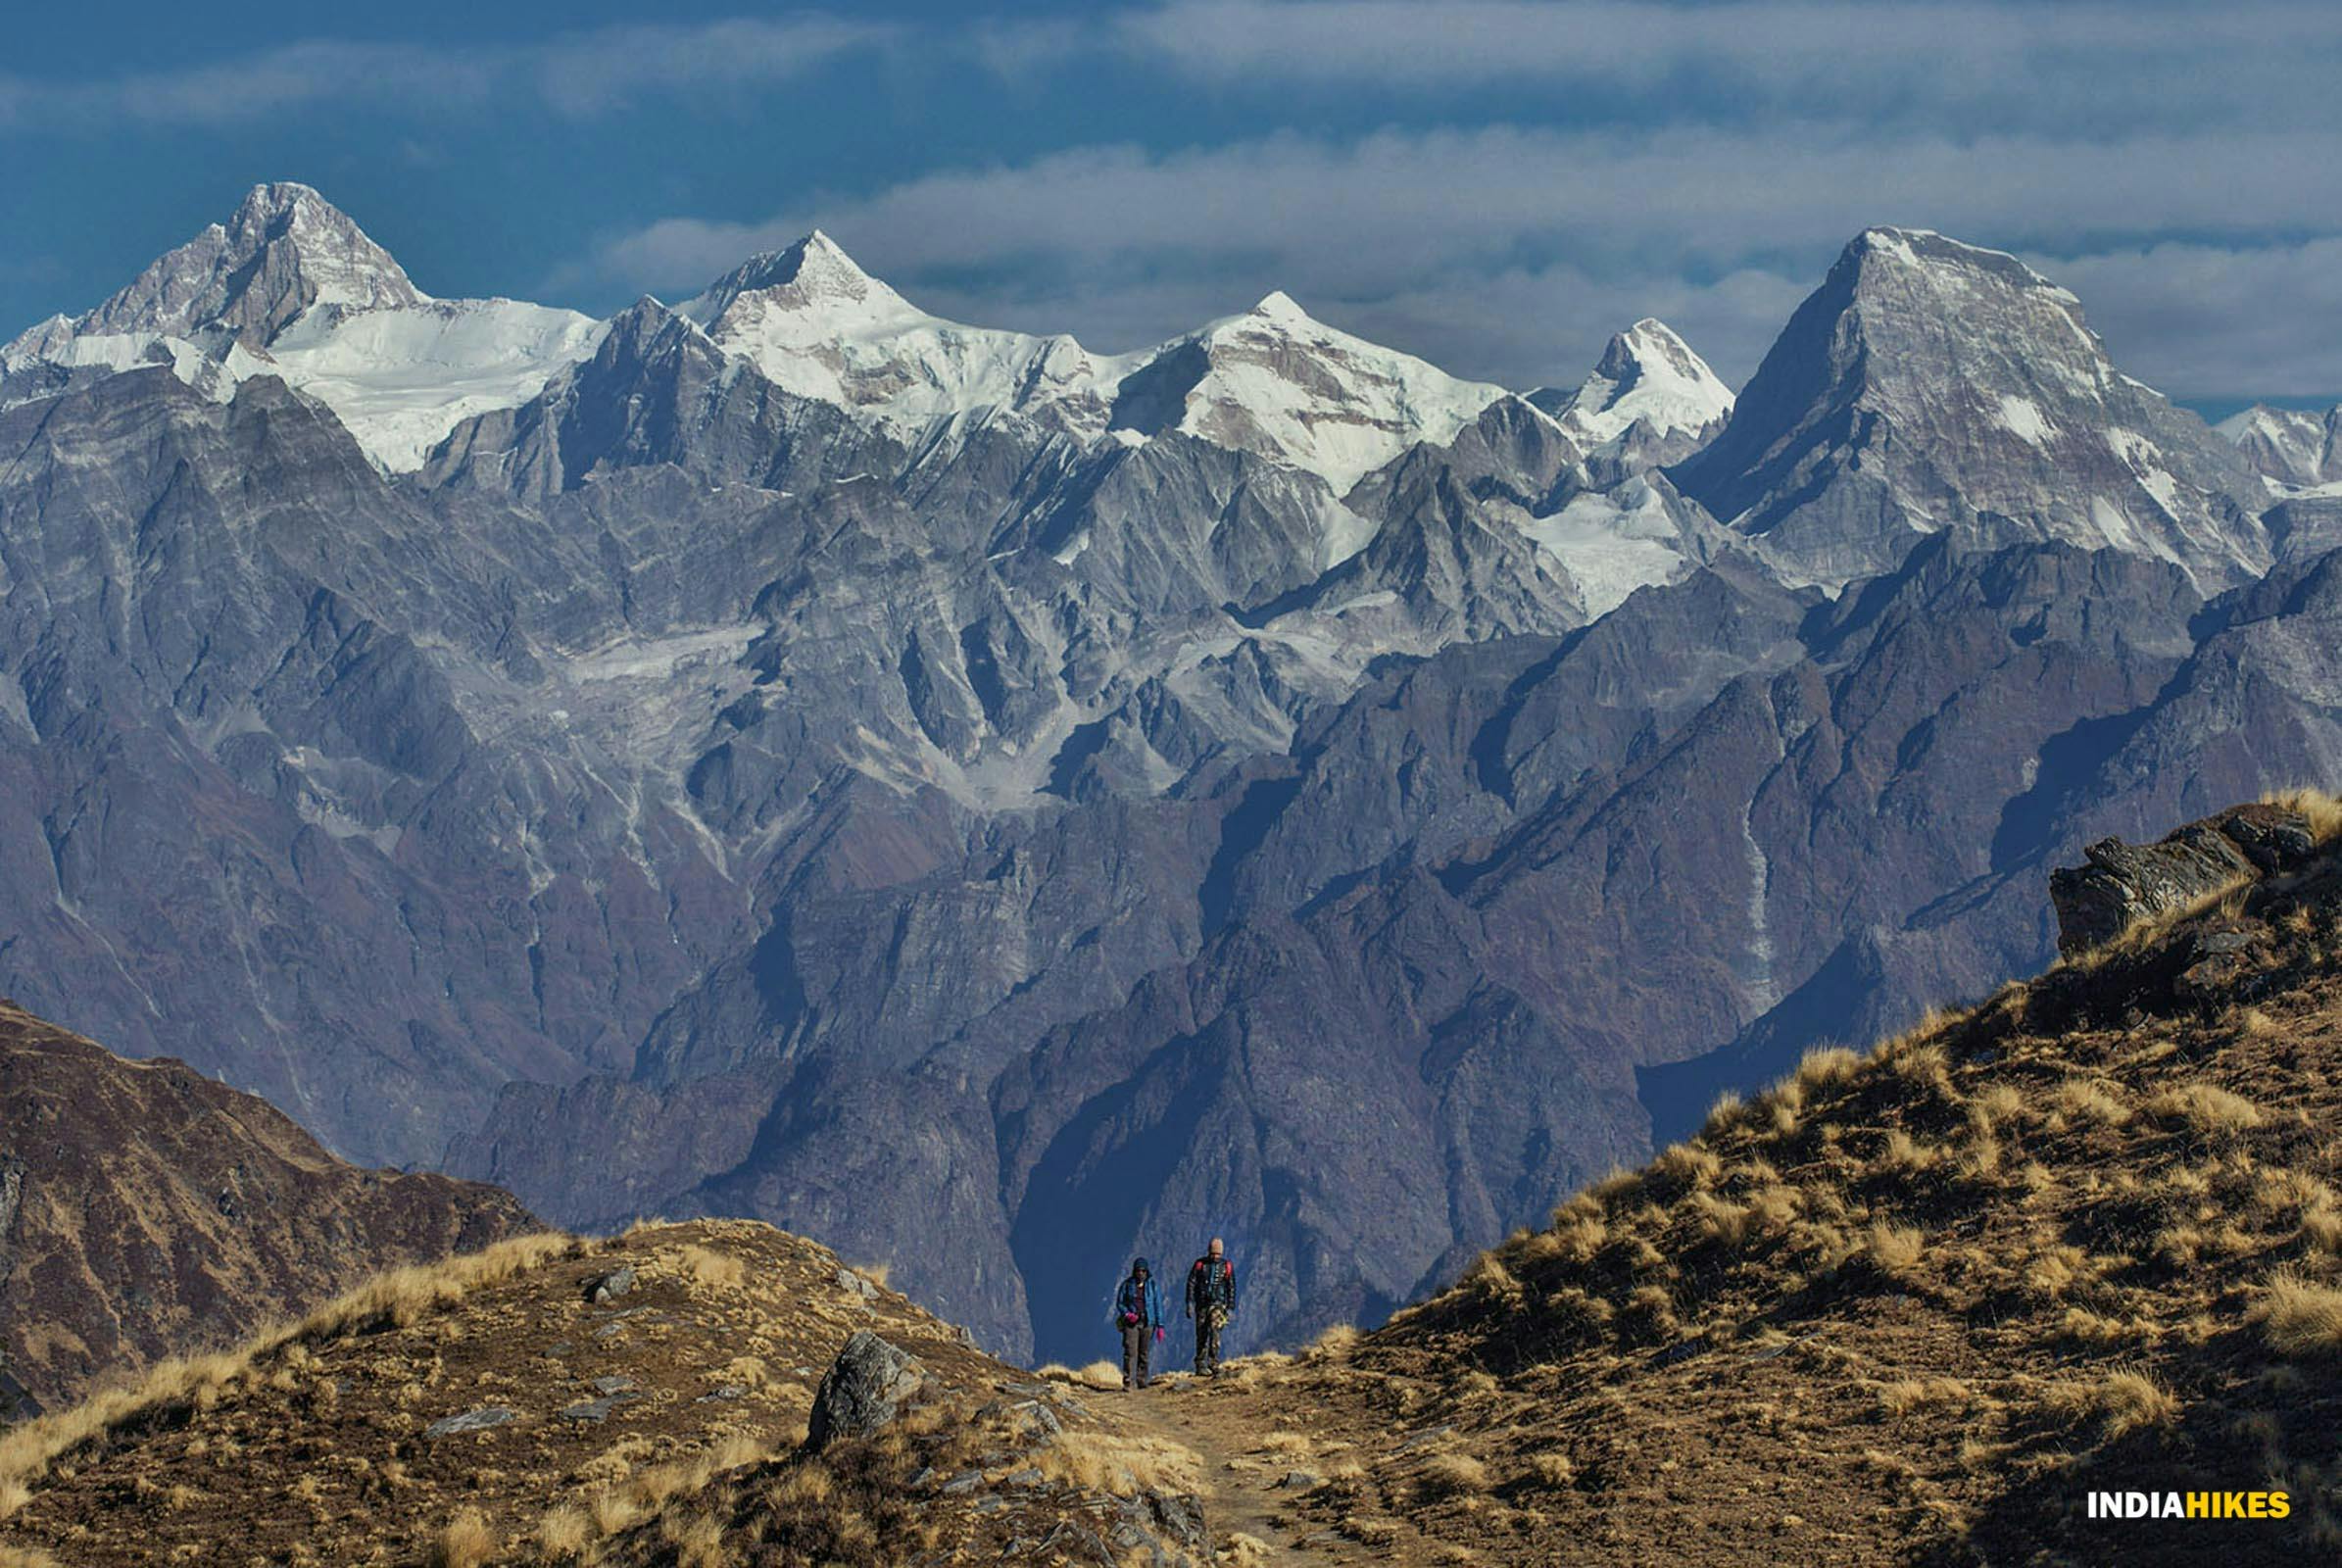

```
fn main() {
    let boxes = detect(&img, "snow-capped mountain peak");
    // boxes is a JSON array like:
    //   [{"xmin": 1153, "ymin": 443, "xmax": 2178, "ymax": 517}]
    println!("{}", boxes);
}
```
[
  {"xmin": 676, "ymin": 230, "xmax": 1118, "ymax": 437},
  {"xmin": 682, "ymin": 229, "xmax": 905, "ymax": 329},
  {"xmin": 1533, "ymin": 318, "xmax": 1732, "ymax": 460},
  {"xmin": 1121, "ymin": 291, "xmax": 1507, "ymax": 493},
  {"xmin": 2217, "ymin": 404, "xmax": 2342, "ymax": 489},
  {"xmin": 1, "ymin": 182, "xmax": 601, "ymax": 473},
  {"xmin": 1247, "ymin": 290, "xmax": 1311, "ymax": 324},
  {"xmin": 86, "ymin": 181, "xmax": 423, "ymax": 343}
]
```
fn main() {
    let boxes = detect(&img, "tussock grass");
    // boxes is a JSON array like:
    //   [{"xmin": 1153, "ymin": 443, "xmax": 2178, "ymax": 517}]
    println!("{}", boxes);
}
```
[
  {"xmin": 2052, "ymin": 1078, "xmax": 2132, "ymax": 1128},
  {"xmin": 1222, "ymin": 1532, "xmax": 1275, "ymax": 1566},
  {"xmin": 1037, "ymin": 1360, "xmax": 1125, "ymax": 1391},
  {"xmin": 1863, "ymin": 1222, "xmax": 1926, "ymax": 1276},
  {"xmin": 1416, "ymin": 1452, "xmax": 1493, "ymax": 1497},
  {"xmin": 1306, "ymin": 1324, "xmax": 1362, "ymax": 1363},
  {"xmin": 1034, "ymin": 1430, "xmax": 1200, "ymax": 1496},
  {"xmin": 2143, "ymin": 1083, "xmax": 2265, "ymax": 1137},
  {"xmin": 2049, "ymin": 1369, "xmax": 2180, "ymax": 1438},
  {"xmin": 427, "ymin": 1508, "xmax": 496, "ymax": 1568},
  {"xmin": 534, "ymin": 1502, "xmax": 593, "ymax": 1558},
  {"xmin": 2253, "ymin": 1272, "xmax": 2342, "ymax": 1355},
  {"xmin": 672, "ymin": 1244, "xmax": 746, "ymax": 1292},
  {"xmin": 1524, "ymin": 1452, "xmax": 1576, "ymax": 1488},
  {"xmin": 2266, "ymin": 787, "xmax": 2342, "ymax": 845},
  {"xmin": 1877, "ymin": 1377, "xmax": 1972, "ymax": 1416}
]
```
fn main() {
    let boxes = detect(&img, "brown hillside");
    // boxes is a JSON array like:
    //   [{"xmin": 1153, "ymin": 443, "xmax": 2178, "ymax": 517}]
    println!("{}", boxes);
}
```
[
  {"xmin": 1098, "ymin": 798, "xmax": 2342, "ymax": 1564},
  {"xmin": 0, "ymin": 1219, "xmax": 1213, "ymax": 1567},
  {"xmin": 0, "ymin": 1000, "xmax": 536, "ymax": 1415},
  {"xmin": 14, "ymin": 800, "xmax": 2342, "ymax": 1566}
]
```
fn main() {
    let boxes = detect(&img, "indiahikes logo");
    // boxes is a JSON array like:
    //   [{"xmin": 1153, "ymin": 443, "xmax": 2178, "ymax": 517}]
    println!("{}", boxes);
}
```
[{"xmin": 2086, "ymin": 1490, "xmax": 2292, "ymax": 1521}]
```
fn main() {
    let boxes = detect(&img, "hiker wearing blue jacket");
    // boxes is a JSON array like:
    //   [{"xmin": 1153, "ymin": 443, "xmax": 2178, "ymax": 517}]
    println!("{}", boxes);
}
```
[{"xmin": 1113, "ymin": 1256, "xmax": 1167, "ymax": 1390}]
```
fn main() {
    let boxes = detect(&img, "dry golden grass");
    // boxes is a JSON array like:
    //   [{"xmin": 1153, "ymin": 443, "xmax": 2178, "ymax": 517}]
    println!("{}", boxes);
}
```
[
  {"xmin": 2253, "ymin": 1272, "xmax": 2342, "ymax": 1355},
  {"xmin": 1863, "ymin": 1221, "xmax": 1926, "ymax": 1275},
  {"xmin": 1877, "ymin": 1128, "xmax": 1944, "ymax": 1173},
  {"xmin": 1523, "ymin": 1452, "xmax": 1576, "ymax": 1488},
  {"xmin": 1877, "ymin": 1377, "xmax": 1972, "ymax": 1416},
  {"xmin": 1221, "ymin": 1532, "xmax": 1275, "ymax": 1566},
  {"xmin": 1255, "ymin": 1431, "xmax": 1316, "ymax": 1459},
  {"xmin": 427, "ymin": 1508, "xmax": 496, "ymax": 1568},
  {"xmin": 2050, "ymin": 1369, "xmax": 2180, "ymax": 1438},
  {"xmin": 1416, "ymin": 1452, "xmax": 1493, "ymax": 1497},
  {"xmin": 2266, "ymin": 787, "xmax": 2342, "ymax": 844},
  {"xmin": 533, "ymin": 1501, "xmax": 593, "ymax": 1558},
  {"xmin": 1306, "ymin": 1324, "xmax": 1362, "ymax": 1362},
  {"xmin": 1650, "ymin": 1141, "xmax": 1725, "ymax": 1192},
  {"xmin": 303, "ymin": 1232, "xmax": 577, "ymax": 1340},
  {"xmin": 847, "ymin": 1261, "xmax": 892, "ymax": 1290},
  {"xmin": 0, "ymin": 1547, "xmax": 61, "ymax": 1568},
  {"xmin": 1795, "ymin": 1045, "xmax": 1863, "ymax": 1087},
  {"xmin": 2143, "ymin": 1082, "xmax": 2266, "ymax": 1137},
  {"xmin": 591, "ymin": 1487, "xmax": 643, "ymax": 1537},
  {"xmin": 674, "ymin": 1244, "xmax": 746, "ymax": 1292},
  {"xmin": 2052, "ymin": 1077, "xmax": 2132, "ymax": 1128},
  {"xmin": 0, "ymin": 1231, "xmax": 575, "ymax": 1508},
  {"xmin": 1033, "ymin": 1430, "xmax": 1201, "ymax": 1497},
  {"xmin": 1036, "ymin": 1359, "xmax": 1125, "ymax": 1392}
]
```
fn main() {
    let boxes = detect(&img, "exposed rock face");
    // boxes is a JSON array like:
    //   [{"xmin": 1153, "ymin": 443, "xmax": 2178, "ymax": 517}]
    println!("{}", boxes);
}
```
[
  {"xmin": 2047, "ymin": 803, "xmax": 2319, "ymax": 955},
  {"xmin": 0, "ymin": 1000, "xmax": 537, "ymax": 1410},
  {"xmin": 2219, "ymin": 403, "xmax": 2342, "ymax": 487},
  {"xmin": 1674, "ymin": 227, "xmax": 2270, "ymax": 591},
  {"xmin": 86, "ymin": 182, "xmax": 423, "ymax": 342},
  {"xmin": 805, "ymin": 1330, "xmax": 927, "ymax": 1451}
]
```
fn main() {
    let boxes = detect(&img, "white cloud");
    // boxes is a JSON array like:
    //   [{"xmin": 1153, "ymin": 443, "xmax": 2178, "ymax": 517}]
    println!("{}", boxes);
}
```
[
  {"xmin": 0, "ymin": 18, "xmax": 894, "ymax": 128},
  {"xmin": 1104, "ymin": 1, "xmax": 2342, "ymax": 132},
  {"xmin": 2030, "ymin": 238, "xmax": 2342, "ymax": 402}
]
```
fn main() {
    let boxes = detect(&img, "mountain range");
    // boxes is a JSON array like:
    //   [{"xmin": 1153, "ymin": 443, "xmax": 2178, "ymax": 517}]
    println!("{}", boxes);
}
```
[{"xmin": 2, "ymin": 182, "xmax": 2339, "ymax": 1363}]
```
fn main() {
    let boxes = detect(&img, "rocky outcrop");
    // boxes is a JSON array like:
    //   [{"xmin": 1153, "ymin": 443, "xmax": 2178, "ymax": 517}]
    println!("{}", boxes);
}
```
[
  {"xmin": 2048, "ymin": 803, "xmax": 2320, "ymax": 954},
  {"xmin": 805, "ymin": 1329, "xmax": 929, "ymax": 1452}
]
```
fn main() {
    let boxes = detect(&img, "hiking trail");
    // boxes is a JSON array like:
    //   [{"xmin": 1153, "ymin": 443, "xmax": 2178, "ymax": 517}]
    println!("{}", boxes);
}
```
[{"xmin": 1100, "ymin": 1367, "xmax": 1442, "ymax": 1566}]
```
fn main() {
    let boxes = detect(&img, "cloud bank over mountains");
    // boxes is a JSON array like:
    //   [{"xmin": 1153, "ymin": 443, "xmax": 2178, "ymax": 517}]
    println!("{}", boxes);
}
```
[{"xmin": 4, "ymin": 1, "xmax": 2337, "ymax": 404}]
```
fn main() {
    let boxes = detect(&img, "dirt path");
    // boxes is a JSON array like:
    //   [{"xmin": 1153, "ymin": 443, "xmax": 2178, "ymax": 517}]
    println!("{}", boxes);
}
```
[{"xmin": 1103, "ymin": 1369, "xmax": 1437, "ymax": 1566}]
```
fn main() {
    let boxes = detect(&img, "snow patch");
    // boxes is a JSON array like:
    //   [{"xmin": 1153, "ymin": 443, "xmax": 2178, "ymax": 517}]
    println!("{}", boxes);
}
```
[
  {"xmin": 1996, "ymin": 394, "xmax": 2053, "ymax": 445},
  {"xmin": 1516, "ymin": 481, "xmax": 1690, "ymax": 615}
]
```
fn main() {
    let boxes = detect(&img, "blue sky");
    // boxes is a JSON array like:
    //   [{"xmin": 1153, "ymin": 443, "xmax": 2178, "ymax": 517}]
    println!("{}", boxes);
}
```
[{"xmin": 6, "ymin": 1, "xmax": 2340, "ymax": 413}]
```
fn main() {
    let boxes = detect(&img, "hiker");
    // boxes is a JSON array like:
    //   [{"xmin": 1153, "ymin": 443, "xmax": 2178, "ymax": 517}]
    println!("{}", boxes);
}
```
[
  {"xmin": 1186, "ymin": 1237, "xmax": 1238, "ymax": 1376},
  {"xmin": 1113, "ymin": 1256, "xmax": 1167, "ymax": 1390}
]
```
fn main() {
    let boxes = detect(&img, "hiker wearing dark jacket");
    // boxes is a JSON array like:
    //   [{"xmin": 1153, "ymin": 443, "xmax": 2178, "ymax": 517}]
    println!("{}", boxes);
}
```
[
  {"xmin": 1186, "ymin": 1237, "xmax": 1238, "ymax": 1376},
  {"xmin": 1113, "ymin": 1257, "xmax": 1167, "ymax": 1390}
]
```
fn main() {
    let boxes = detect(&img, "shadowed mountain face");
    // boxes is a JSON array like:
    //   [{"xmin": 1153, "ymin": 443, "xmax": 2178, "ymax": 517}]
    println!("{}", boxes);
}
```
[
  {"xmin": 0, "ymin": 1000, "xmax": 536, "ymax": 1415},
  {"xmin": 1, "ymin": 188, "xmax": 2335, "ymax": 1364}
]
